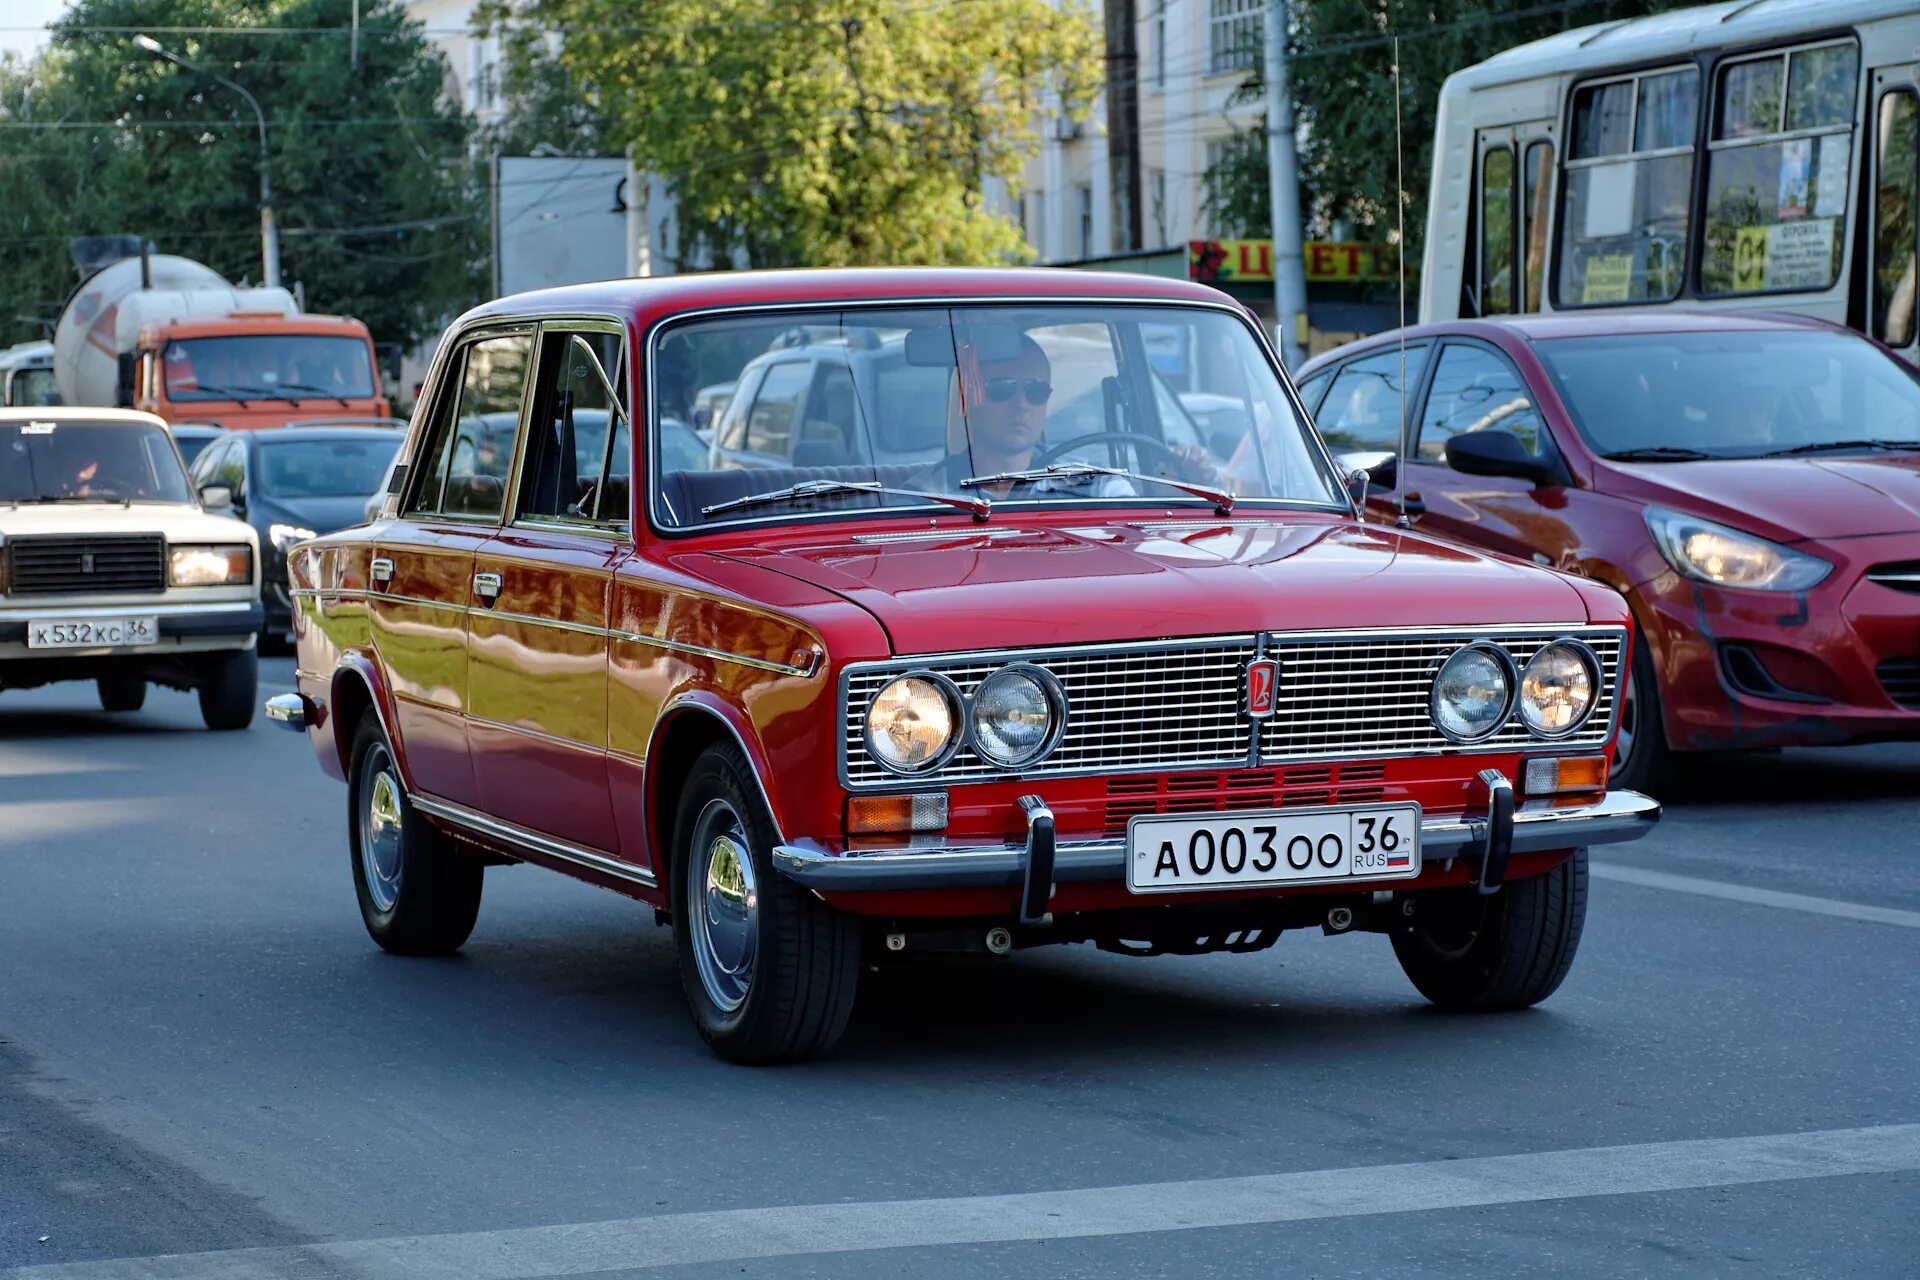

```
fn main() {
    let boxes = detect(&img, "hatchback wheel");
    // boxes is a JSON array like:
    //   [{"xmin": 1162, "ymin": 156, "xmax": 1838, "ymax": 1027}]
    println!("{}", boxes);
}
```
[
  {"xmin": 347, "ymin": 713, "xmax": 482, "ymax": 955},
  {"xmin": 1610, "ymin": 631, "xmax": 1679, "ymax": 795}
]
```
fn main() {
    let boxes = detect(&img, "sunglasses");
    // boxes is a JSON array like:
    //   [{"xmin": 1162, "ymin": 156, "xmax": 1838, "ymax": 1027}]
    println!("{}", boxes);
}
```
[{"xmin": 982, "ymin": 377, "xmax": 1052, "ymax": 406}]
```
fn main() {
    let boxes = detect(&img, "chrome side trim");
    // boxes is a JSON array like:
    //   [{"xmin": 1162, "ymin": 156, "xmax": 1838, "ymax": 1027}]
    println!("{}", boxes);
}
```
[
  {"xmin": 409, "ymin": 792, "xmax": 658, "ymax": 889},
  {"xmin": 617, "ymin": 630, "xmax": 819, "ymax": 677},
  {"xmin": 369, "ymin": 591, "xmax": 470, "ymax": 615},
  {"xmin": 473, "ymin": 608, "xmax": 612, "ymax": 640},
  {"xmin": 463, "ymin": 710, "xmax": 602, "ymax": 754}
]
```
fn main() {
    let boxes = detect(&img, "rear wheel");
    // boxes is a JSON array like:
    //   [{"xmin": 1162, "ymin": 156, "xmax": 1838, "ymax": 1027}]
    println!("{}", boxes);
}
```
[
  {"xmin": 671, "ymin": 742, "xmax": 860, "ymax": 1064},
  {"xmin": 197, "ymin": 648, "xmax": 257, "ymax": 731},
  {"xmin": 347, "ymin": 713, "xmax": 483, "ymax": 955},
  {"xmin": 1392, "ymin": 850, "xmax": 1587, "ymax": 1010},
  {"xmin": 96, "ymin": 674, "xmax": 146, "ymax": 713}
]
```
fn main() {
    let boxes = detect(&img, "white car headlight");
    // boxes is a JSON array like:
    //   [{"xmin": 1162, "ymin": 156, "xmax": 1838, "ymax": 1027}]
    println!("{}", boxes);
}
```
[
  {"xmin": 1645, "ymin": 508, "xmax": 1830, "ymax": 592},
  {"xmin": 1518, "ymin": 640, "xmax": 1599, "ymax": 737},
  {"xmin": 169, "ymin": 543, "xmax": 253, "ymax": 586},
  {"xmin": 865, "ymin": 674, "xmax": 960, "ymax": 773},
  {"xmin": 1430, "ymin": 643, "xmax": 1515, "ymax": 742},
  {"xmin": 970, "ymin": 665, "xmax": 1064, "ymax": 768},
  {"xmin": 269, "ymin": 522, "xmax": 317, "ymax": 552}
]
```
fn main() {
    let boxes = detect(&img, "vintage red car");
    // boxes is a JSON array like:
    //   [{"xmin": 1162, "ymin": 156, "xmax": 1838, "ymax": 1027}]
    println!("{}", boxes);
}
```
[
  {"xmin": 268, "ymin": 269, "xmax": 1658, "ymax": 1062},
  {"xmin": 1296, "ymin": 312, "xmax": 1920, "ymax": 793}
]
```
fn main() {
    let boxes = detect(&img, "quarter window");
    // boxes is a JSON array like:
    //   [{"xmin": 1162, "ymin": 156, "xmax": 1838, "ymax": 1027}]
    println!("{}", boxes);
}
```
[
  {"xmin": 1872, "ymin": 90, "xmax": 1917, "ymax": 348},
  {"xmin": 1420, "ymin": 345, "xmax": 1546, "ymax": 461},
  {"xmin": 1700, "ymin": 42, "xmax": 1858, "ymax": 296},
  {"xmin": 1315, "ymin": 346, "xmax": 1429, "ymax": 454},
  {"xmin": 1558, "ymin": 67, "xmax": 1698, "ymax": 306}
]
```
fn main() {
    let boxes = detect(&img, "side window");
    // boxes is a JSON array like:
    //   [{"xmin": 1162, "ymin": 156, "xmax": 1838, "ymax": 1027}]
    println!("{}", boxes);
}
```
[
  {"xmin": 1420, "ymin": 344, "xmax": 1546, "ymax": 460},
  {"xmin": 797, "ymin": 362, "xmax": 862, "ymax": 466},
  {"xmin": 1295, "ymin": 371, "xmax": 1331, "ymax": 414},
  {"xmin": 1314, "ymin": 346, "xmax": 1429, "ymax": 453},
  {"xmin": 743, "ymin": 361, "xmax": 812, "ymax": 459},
  {"xmin": 187, "ymin": 436, "xmax": 224, "ymax": 489},
  {"xmin": 1872, "ymin": 89, "xmax": 1917, "ymax": 348},
  {"xmin": 1522, "ymin": 140, "xmax": 1553, "ymax": 312},
  {"xmin": 1480, "ymin": 146, "xmax": 1515, "ymax": 314},
  {"xmin": 1559, "ymin": 67, "xmax": 1698, "ymax": 305},
  {"xmin": 214, "ymin": 437, "xmax": 246, "ymax": 499},
  {"xmin": 519, "ymin": 329, "xmax": 629, "ymax": 525},
  {"xmin": 407, "ymin": 332, "xmax": 531, "ymax": 520}
]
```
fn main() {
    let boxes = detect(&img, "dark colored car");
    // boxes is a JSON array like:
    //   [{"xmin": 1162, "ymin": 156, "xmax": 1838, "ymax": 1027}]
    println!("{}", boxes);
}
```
[
  {"xmin": 1297, "ymin": 311, "xmax": 1920, "ymax": 793},
  {"xmin": 188, "ymin": 425, "xmax": 403, "ymax": 642},
  {"xmin": 169, "ymin": 422, "xmax": 228, "ymax": 466}
]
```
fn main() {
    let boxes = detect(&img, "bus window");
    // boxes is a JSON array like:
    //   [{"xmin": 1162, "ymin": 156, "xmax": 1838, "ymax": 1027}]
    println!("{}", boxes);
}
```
[
  {"xmin": 1872, "ymin": 90, "xmax": 1917, "ymax": 348},
  {"xmin": 1558, "ymin": 67, "xmax": 1697, "ymax": 307},
  {"xmin": 1480, "ymin": 147, "xmax": 1515, "ymax": 314},
  {"xmin": 1522, "ymin": 141, "xmax": 1553, "ymax": 312},
  {"xmin": 1701, "ymin": 42, "xmax": 1858, "ymax": 296}
]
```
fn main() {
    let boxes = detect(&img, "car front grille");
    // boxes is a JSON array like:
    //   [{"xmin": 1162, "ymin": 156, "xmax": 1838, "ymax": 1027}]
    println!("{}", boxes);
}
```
[
  {"xmin": 4, "ymin": 534, "xmax": 167, "ymax": 596},
  {"xmin": 1866, "ymin": 562, "xmax": 1920, "ymax": 595},
  {"xmin": 1878, "ymin": 658, "xmax": 1920, "ymax": 710},
  {"xmin": 841, "ymin": 627, "xmax": 1625, "ymax": 788},
  {"xmin": 1102, "ymin": 763, "xmax": 1387, "ymax": 831}
]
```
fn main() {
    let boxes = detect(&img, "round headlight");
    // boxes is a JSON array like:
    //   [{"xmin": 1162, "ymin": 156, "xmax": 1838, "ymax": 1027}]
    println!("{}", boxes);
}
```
[
  {"xmin": 1430, "ymin": 643, "xmax": 1515, "ymax": 742},
  {"xmin": 970, "ymin": 665, "xmax": 1064, "ymax": 768},
  {"xmin": 865, "ymin": 674, "xmax": 960, "ymax": 773},
  {"xmin": 1519, "ymin": 641, "xmax": 1599, "ymax": 737}
]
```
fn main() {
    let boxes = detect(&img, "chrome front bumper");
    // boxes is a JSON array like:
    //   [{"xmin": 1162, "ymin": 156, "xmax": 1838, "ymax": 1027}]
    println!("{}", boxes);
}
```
[{"xmin": 772, "ymin": 789, "xmax": 1661, "ymax": 894}]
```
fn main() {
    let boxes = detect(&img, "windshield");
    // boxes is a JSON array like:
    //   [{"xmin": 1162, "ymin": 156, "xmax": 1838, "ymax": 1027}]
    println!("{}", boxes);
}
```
[
  {"xmin": 7, "ymin": 367, "xmax": 61, "ymax": 407},
  {"xmin": 0, "ymin": 419, "xmax": 193, "ymax": 503},
  {"xmin": 162, "ymin": 335, "xmax": 376, "ymax": 402},
  {"xmin": 258, "ymin": 437, "xmax": 403, "ymax": 499},
  {"xmin": 1536, "ymin": 330, "xmax": 1920, "ymax": 459},
  {"xmin": 651, "ymin": 304, "xmax": 1341, "ymax": 528}
]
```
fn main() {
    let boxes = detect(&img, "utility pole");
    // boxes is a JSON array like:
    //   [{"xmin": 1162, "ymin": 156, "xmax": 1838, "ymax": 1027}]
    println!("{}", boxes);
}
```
[
  {"xmin": 1105, "ymin": 0, "xmax": 1142, "ymax": 255},
  {"xmin": 1262, "ymin": 0, "xmax": 1307, "ymax": 369}
]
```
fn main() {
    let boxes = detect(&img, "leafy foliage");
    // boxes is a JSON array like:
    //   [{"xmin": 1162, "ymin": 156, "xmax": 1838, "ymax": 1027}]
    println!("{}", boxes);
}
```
[{"xmin": 0, "ymin": 0, "xmax": 483, "ymax": 349}]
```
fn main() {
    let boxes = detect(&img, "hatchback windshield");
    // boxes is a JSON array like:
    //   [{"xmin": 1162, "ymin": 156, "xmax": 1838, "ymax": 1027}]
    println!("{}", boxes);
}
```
[
  {"xmin": 1536, "ymin": 330, "xmax": 1920, "ymax": 459},
  {"xmin": 651, "ymin": 304, "xmax": 1341, "ymax": 527},
  {"xmin": 162, "ymin": 335, "xmax": 376, "ymax": 402},
  {"xmin": 258, "ymin": 437, "xmax": 402, "ymax": 499},
  {"xmin": 0, "ymin": 419, "xmax": 193, "ymax": 503}
]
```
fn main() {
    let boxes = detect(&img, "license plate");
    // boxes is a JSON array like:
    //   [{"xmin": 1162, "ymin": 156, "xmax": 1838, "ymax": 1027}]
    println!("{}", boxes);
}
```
[
  {"xmin": 1126, "ymin": 804, "xmax": 1421, "ymax": 893},
  {"xmin": 26, "ymin": 617, "xmax": 159, "ymax": 649}
]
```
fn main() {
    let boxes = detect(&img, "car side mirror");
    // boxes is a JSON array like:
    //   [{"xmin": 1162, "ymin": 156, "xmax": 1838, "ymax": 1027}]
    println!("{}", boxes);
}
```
[
  {"xmin": 1443, "ymin": 430, "xmax": 1560, "ymax": 486},
  {"xmin": 199, "ymin": 483, "xmax": 234, "ymax": 512},
  {"xmin": 1337, "ymin": 450, "xmax": 1397, "ymax": 505}
]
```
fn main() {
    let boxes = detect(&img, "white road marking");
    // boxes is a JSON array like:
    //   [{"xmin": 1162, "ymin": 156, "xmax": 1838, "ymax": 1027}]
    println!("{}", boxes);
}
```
[
  {"xmin": 13, "ymin": 1124, "xmax": 1918, "ymax": 1279},
  {"xmin": 1594, "ymin": 863, "xmax": 1920, "ymax": 930}
]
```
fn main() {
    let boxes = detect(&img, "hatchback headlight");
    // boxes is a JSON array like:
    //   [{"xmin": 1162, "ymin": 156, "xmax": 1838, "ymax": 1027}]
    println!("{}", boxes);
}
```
[
  {"xmin": 169, "ymin": 543, "xmax": 252, "ymax": 586},
  {"xmin": 1518, "ymin": 640, "xmax": 1599, "ymax": 737},
  {"xmin": 1645, "ymin": 508, "xmax": 1830, "ymax": 592},
  {"xmin": 865, "ymin": 674, "xmax": 960, "ymax": 773},
  {"xmin": 970, "ymin": 665, "xmax": 1065, "ymax": 768},
  {"xmin": 1430, "ymin": 643, "xmax": 1515, "ymax": 742}
]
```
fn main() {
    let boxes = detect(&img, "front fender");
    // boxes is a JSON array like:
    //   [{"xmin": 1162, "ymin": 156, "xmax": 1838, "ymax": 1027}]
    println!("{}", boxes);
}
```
[{"xmin": 648, "ymin": 691, "xmax": 790, "ymax": 841}]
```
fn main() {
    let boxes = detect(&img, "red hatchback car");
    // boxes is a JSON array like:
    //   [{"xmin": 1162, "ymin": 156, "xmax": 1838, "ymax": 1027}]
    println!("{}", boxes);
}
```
[
  {"xmin": 1297, "ymin": 312, "xmax": 1920, "ymax": 793},
  {"xmin": 268, "ymin": 269, "xmax": 1659, "ymax": 1062}
]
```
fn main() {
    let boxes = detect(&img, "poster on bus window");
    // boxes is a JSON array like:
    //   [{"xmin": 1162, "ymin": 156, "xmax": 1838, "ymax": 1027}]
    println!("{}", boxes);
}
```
[
  {"xmin": 1732, "ymin": 219, "xmax": 1835, "ymax": 291},
  {"xmin": 1777, "ymin": 139, "xmax": 1811, "ymax": 221},
  {"xmin": 1814, "ymin": 135, "xmax": 1847, "ymax": 218}
]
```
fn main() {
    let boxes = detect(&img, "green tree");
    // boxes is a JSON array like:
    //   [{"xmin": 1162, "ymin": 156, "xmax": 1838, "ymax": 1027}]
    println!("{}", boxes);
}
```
[
  {"xmin": 485, "ymin": 0, "xmax": 1101, "ymax": 270},
  {"xmin": 0, "ymin": 0, "xmax": 484, "ymax": 350}
]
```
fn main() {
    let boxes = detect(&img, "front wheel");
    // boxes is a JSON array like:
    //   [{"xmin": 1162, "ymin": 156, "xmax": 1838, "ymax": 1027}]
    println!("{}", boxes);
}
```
[
  {"xmin": 671, "ymin": 742, "xmax": 860, "ymax": 1064},
  {"xmin": 1609, "ymin": 631, "xmax": 1679, "ymax": 795},
  {"xmin": 197, "ymin": 648, "xmax": 258, "ymax": 731},
  {"xmin": 1391, "ymin": 850, "xmax": 1587, "ymax": 1010},
  {"xmin": 347, "ymin": 713, "xmax": 483, "ymax": 955},
  {"xmin": 97, "ymin": 674, "xmax": 146, "ymax": 712}
]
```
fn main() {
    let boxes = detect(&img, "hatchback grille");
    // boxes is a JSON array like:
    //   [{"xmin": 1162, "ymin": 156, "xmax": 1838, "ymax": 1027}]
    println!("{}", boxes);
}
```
[
  {"xmin": 1879, "ymin": 658, "xmax": 1920, "ymax": 710},
  {"xmin": 4, "ymin": 534, "xmax": 167, "ymax": 596},
  {"xmin": 1866, "ymin": 562, "xmax": 1920, "ymax": 595}
]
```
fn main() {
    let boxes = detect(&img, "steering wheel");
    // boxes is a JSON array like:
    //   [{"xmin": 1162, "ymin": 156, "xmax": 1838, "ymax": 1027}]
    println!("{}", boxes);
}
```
[{"xmin": 1033, "ymin": 431, "xmax": 1190, "ymax": 473}]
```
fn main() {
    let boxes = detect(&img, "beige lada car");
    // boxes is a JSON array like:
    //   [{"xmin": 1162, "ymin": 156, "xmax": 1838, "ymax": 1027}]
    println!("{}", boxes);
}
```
[{"xmin": 1, "ymin": 408, "xmax": 262, "ymax": 728}]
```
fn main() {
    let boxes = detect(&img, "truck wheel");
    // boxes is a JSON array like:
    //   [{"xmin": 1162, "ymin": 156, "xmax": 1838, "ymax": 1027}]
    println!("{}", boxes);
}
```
[
  {"xmin": 671, "ymin": 741, "xmax": 859, "ymax": 1064},
  {"xmin": 97, "ymin": 674, "xmax": 146, "ymax": 712},
  {"xmin": 1392, "ymin": 850, "xmax": 1587, "ymax": 1010},
  {"xmin": 197, "ymin": 649, "xmax": 258, "ymax": 731},
  {"xmin": 347, "ymin": 713, "xmax": 482, "ymax": 955},
  {"xmin": 1610, "ymin": 632, "xmax": 1679, "ymax": 795}
]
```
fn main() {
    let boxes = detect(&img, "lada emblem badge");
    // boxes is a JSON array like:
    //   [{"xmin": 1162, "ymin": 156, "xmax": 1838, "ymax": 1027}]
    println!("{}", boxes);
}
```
[
  {"xmin": 1245, "ymin": 658, "xmax": 1278, "ymax": 719},
  {"xmin": 80, "ymin": 552, "xmax": 96, "ymax": 574}
]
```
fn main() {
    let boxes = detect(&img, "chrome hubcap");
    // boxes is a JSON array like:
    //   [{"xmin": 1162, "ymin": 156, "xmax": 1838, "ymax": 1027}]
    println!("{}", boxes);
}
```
[
  {"xmin": 361, "ymin": 747, "xmax": 404, "ymax": 913},
  {"xmin": 687, "ymin": 799, "xmax": 758, "ymax": 1013}
]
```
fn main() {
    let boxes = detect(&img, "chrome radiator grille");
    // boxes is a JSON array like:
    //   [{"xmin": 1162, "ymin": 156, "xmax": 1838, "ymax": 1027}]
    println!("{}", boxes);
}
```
[
  {"xmin": 842, "ymin": 637, "xmax": 1259, "ymax": 786},
  {"xmin": 1262, "ymin": 629, "xmax": 1624, "ymax": 760}
]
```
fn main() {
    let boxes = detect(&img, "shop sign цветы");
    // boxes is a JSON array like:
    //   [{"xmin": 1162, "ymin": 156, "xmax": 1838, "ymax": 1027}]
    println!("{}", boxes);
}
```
[{"xmin": 1188, "ymin": 240, "xmax": 1402, "ymax": 284}]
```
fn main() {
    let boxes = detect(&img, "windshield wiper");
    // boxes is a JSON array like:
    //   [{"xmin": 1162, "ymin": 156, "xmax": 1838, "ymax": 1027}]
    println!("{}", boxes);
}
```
[
  {"xmin": 278, "ymin": 381, "xmax": 353, "ymax": 408},
  {"xmin": 186, "ymin": 383, "xmax": 253, "ymax": 407},
  {"xmin": 960, "ymin": 463, "xmax": 1234, "ymax": 515},
  {"xmin": 1600, "ymin": 447, "xmax": 1712, "ymax": 462},
  {"xmin": 1761, "ymin": 439, "xmax": 1918, "ymax": 457},
  {"xmin": 700, "ymin": 478, "xmax": 991, "ymax": 521}
]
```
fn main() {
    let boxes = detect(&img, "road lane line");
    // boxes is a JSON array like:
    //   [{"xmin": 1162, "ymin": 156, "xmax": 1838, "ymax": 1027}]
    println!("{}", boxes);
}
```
[
  {"xmin": 1594, "ymin": 863, "xmax": 1920, "ymax": 929},
  {"xmin": 13, "ymin": 1124, "xmax": 1919, "ymax": 1279}
]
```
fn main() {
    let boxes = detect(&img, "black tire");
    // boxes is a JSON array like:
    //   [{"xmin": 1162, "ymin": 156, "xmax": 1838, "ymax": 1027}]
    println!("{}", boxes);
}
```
[
  {"xmin": 1609, "ymin": 629, "xmax": 1680, "ymax": 796},
  {"xmin": 347, "ymin": 713, "xmax": 482, "ymax": 955},
  {"xmin": 1391, "ymin": 849, "xmax": 1588, "ymax": 1010},
  {"xmin": 671, "ymin": 741, "xmax": 860, "ymax": 1064},
  {"xmin": 197, "ymin": 648, "xmax": 258, "ymax": 731},
  {"xmin": 96, "ymin": 674, "xmax": 147, "ymax": 712}
]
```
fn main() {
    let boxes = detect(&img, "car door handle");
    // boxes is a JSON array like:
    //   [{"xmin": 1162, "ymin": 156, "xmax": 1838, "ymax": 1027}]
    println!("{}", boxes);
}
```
[
  {"xmin": 473, "ymin": 572, "xmax": 502, "ymax": 602},
  {"xmin": 370, "ymin": 557, "xmax": 393, "ymax": 585}
]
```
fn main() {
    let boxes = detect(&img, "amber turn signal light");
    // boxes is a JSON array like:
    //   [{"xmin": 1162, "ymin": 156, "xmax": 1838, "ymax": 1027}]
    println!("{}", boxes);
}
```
[
  {"xmin": 845, "ymin": 793, "xmax": 949, "ymax": 835},
  {"xmin": 1522, "ymin": 754, "xmax": 1609, "ymax": 797}
]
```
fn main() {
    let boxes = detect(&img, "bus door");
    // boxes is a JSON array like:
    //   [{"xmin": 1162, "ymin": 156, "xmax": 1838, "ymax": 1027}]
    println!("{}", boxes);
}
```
[
  {"xmin": 1472, "ymin": 125, "xmax": 1557, "ymax": 317},
  {"xmin": 1867, "ymin": 63, "xmax": 1918, "ymax": 364}
]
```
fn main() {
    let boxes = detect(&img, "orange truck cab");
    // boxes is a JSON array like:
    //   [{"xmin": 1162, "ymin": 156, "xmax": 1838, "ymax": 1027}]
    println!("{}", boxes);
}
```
[{"xmin": 132, "ymin": 313, "xmax": 390, "ymax": 429}]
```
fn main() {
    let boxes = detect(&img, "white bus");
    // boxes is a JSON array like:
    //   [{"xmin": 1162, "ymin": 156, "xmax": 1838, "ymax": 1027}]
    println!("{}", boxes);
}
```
[{"xmin": 1421, "ymin": 0, "xmax": 1920, "ymax": 362}]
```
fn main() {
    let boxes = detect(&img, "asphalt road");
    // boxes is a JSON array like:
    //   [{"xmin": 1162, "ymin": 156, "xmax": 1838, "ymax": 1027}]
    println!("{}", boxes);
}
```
[{"xmin": 2, "ymin": 659, "xmax": 1915, "ymax": 1277}]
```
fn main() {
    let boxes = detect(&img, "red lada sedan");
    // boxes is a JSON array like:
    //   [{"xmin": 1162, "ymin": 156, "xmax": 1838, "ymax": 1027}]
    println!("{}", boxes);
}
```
[
  {"xmin": 266, "ymin": 269, "xmax": 1658, "ymax": 1062},
  {"xmin": 1297, "ymin": 313, "xmax": 1920, "ymax": 794}
]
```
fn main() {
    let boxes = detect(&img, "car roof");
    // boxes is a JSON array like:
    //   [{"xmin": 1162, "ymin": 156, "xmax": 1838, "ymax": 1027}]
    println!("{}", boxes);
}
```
[{"xmin": 0, "ymin": 406, "xmax": 168, "ymax": 427}]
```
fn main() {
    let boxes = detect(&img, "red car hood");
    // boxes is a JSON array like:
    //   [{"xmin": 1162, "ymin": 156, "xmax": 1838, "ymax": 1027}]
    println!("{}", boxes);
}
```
[
  {"xmin": 1597, "ymin": 454, "xmax": 1920, "ymax": 541},
  {"xmin": 713, "ymin": 516, "xmax": 1593, "ymax": 655}
]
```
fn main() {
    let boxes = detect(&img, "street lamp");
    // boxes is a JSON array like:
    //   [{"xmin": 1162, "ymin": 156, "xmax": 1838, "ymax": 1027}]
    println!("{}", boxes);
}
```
[{"xmin": 133, "ymin": 34, "xmax": 282, "ymax": 289}]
